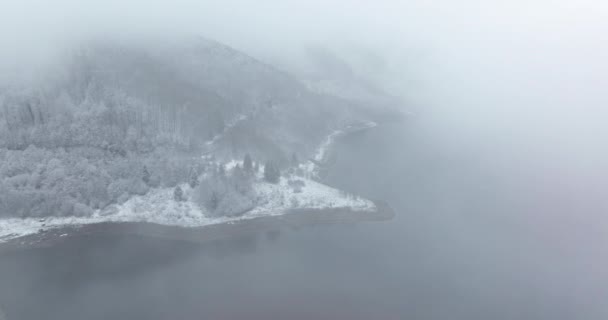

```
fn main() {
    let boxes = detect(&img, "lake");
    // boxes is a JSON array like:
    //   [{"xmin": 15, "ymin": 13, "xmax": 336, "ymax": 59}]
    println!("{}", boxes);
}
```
[{"xmin": 0, "ymin": 114, "xmax": 606, "ymax": 319}]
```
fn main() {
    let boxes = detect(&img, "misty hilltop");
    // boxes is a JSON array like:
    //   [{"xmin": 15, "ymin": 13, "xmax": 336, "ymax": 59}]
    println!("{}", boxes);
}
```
[
  {"xmin": 0, "ymin": 35, "xmax": 401, "ymax": 221},
  {"xmin": 1, "ymin": 36, "xmax": 374, "ymax": 159}
]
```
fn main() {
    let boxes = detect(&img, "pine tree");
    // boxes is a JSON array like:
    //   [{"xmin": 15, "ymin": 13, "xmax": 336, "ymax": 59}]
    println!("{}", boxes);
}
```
[
  {"xmin": 264, "ymin": 160, "xmax": 280, "ymax": 183},
  {"xmin": 209, "ymin": 191, "xmax": 220, "ymax": 211},
  {"xmin": 243, "ymin": 153, "xmax": 253, "ymax": 172},
  {"xmin": 173, "ymin": 186, "xmax": 184, "ymax": 202},
  {"xmin": 142, "ymin": 165, "xmax": 151, "ymax": 186},
  {"xmin": 189, "ymin": 169, "xmax": 199, "ymax": 188}
]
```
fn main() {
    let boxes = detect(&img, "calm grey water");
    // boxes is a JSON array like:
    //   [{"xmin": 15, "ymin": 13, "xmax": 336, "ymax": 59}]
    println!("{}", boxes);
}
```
[{"xmin": 1, "ymin": 116, "xmax": 607, "ymax": 320}]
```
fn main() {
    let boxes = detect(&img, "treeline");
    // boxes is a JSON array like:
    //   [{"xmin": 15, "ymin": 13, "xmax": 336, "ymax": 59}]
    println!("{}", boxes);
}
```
[
  {"xmin": 0, "ymin": 138, "xmax": 292, "ymax": 218},
  {"xmin": 0, "ymin": 87, "xmax": 225, "ymax": 152},
  {"xmin": 0, "ymin": 38, "xmax": 354, "ymax": 219},
  {"xmin": 0, "ymin": 69, "xmax": 227, "ymax": 218},
  {"xmin": 0, "ymin": 82, "xmax": 290, "ymax": 219},
  {"xmin": 0, "ymin": 145, "xmax": 203, "ymax": 218},
  {"xmin": 193, "ymin": 154, "xmax": 284, "ymax": 217}
]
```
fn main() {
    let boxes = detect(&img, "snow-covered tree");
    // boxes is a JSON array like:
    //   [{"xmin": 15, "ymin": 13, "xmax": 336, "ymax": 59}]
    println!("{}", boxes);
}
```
[
  {"xmin": 288, "ymin": 179, "xmax": 305, "ymax": 193},
  {"xmin": 188, "ymin": 169, "xmax": 200, "ymax": 189},
  {"xmin": 264, "ymin": 160, "xmax": 280, "ymax": 183},
  {"xmin": 173, "ymin": 186, "xmax": 185, "ymax": 202},
  {"xmin": 243, "ymin": 153, "xmax": 253, "ymax": 172},
  {"xmin": 142, "ymin": 165, "xmax": 151, "ymax": 186},
  {"xmin": 195, "ymin": 166, "xmax": 256, "ymax": 217},
  {"xmin": 0, "ymin": 36, "xmax": 363, "ymax": 219},
  {"xmin": 209, "ymin": 191, "xmax": 220, "ymax": 211}
]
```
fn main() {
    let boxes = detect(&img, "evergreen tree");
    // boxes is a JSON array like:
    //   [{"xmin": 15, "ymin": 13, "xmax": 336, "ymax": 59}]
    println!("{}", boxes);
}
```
[
  {"xmin": 142, "ymin": 165, "xmax": 151, "ymax": 186},
  {"xmin": 243, "ymin": 153, "xmax": 253, "ymax": 172},
  {"xmin": 264, "ymin": 160, "xmax": 280, "ymax": 183},
  {"xmin": 209, "ymin": 191, "xmax": 220, "ymax": 211},
  {"xmin": 189, "ymin": 169, "xmax": 199, "ymax": 188},
  {"xmin": 173, "ymin": 186, "xmax": 184, "ymax": 202},
  {"xmin": 232, "ymin": 164, "xmax": 253, "ymax": 194}
]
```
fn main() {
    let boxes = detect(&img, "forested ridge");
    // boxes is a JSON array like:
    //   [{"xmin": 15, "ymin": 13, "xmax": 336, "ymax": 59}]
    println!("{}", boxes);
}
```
[{"xmin": 0, "ymin": 37, "xmax": 380, "ymax": 219}]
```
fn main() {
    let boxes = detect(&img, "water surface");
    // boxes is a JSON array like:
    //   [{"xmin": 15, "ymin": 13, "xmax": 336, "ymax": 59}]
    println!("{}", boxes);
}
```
[{"xmin": 1, "ymin": 116, "xmax": 606, "ymax": 320}]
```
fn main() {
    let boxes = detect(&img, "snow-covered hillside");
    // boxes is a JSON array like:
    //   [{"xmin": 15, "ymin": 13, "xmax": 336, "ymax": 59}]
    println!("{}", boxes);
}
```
[
  {"xmin": 0, "ymin": 118, "xmax": 381, "ymax": 244},
  {"xmin": 0, "ymin": 36, "xmax": 396, "ymax": 245},
  {"xmin": 0, "ymin": 36, "xmax": 381, "ymax": 220},
  {"xmin": 0, "ymin": 175, "xmax": 375, "ymax": 244}
]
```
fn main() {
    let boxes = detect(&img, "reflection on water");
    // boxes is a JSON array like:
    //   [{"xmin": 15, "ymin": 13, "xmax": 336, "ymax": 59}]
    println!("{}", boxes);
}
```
[{"xmin": 1, "ymin": 118, "xmax": 607, "ymax": 320}]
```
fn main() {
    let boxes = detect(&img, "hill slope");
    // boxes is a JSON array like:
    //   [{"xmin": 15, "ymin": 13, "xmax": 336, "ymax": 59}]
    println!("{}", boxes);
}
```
[{"xmin": 0, "ymin": 36, "xmax": 394, "ymax": 221}]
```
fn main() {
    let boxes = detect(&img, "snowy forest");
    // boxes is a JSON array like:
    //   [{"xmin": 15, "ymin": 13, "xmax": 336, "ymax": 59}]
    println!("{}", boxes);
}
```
[{"xmin": 0, "ymin": 37, "xmax": 387, "ymax": 219}]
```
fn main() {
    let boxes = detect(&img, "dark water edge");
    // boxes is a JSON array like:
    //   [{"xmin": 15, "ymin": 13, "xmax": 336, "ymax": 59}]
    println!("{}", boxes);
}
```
[{"xmin": 0, "ymin": 203, "xmax": 394, "ymax": 255}]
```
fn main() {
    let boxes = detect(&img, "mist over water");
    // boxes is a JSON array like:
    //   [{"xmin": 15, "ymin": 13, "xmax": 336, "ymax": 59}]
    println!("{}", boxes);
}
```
[
  {"xmin": 1, "ymin": 0, "xmax": 608, "ymax": 319},
  {"xmin": 1, "ymin": 117, "xmax": 607, "ymax": 319},
  {"xmin": 329, "ymin": 118, "xmax": 608, "ymax": 319}
]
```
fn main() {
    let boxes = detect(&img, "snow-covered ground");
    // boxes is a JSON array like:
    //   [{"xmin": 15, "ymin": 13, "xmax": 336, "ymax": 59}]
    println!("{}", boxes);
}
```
[
  {"xmin": 250, "ymin": 175, "xmax": 374, "ymax": 215},
  {"xmin": 0, "ymin": 175, "xmax": 375, "ymax": 244},
  {"xmin": 0, "ymin": 121, "xmax": 380, "ymax": 245}
]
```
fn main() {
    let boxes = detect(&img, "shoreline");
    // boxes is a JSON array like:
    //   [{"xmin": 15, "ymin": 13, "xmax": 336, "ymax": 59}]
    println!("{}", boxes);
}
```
[
  {"xmin": 0, "ymin": 201, "xmax": 394, "ymax": 255},
  {"xmin": 305, "ymin": 120, "xmax": 380, "ymax": 178},
  {"xmin": 0, "ymin": 118, "xmax": 401, "ymax": 255}
]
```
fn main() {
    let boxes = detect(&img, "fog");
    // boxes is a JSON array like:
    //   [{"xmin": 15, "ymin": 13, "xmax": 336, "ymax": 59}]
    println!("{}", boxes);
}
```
[
  {"xmin": 1, "ymin": 0, "xmax": 608, "ymax": 319},
  {"xmin": 3, "ymin": 0, "xmax": 607, "ymax": 117}
]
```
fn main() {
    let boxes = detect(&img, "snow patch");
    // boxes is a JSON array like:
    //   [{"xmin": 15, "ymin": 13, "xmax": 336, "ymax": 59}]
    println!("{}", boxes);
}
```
[
  {"xmin": 0, "ymin": 176, "xmax": 375, "ymax": 244},
  {"xmin": 250, "ymin": 176, "xmax": 374, "ymax": 217}
]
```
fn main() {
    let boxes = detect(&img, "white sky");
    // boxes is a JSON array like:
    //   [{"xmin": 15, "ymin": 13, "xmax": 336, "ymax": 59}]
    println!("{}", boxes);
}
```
[{"xmin": 1, "ymin": 0, "xmax": 607, "ymax": 115}]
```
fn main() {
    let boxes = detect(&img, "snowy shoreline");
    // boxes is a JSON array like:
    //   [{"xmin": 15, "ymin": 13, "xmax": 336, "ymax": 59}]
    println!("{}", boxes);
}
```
[
  {"xmin": 303, "ymin": 120, "xmax": 378, "ymax": 178},
  {"xmin": 0, "ymin": 175, "xmax": 377, "ymax": 245},
  {"xmin": 0, "ymin": 201, "xmax": 394, "ymax": 253},
  {"xmin": 0, "ymin": 120, "xmax": 383, "ymax": 247}
]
